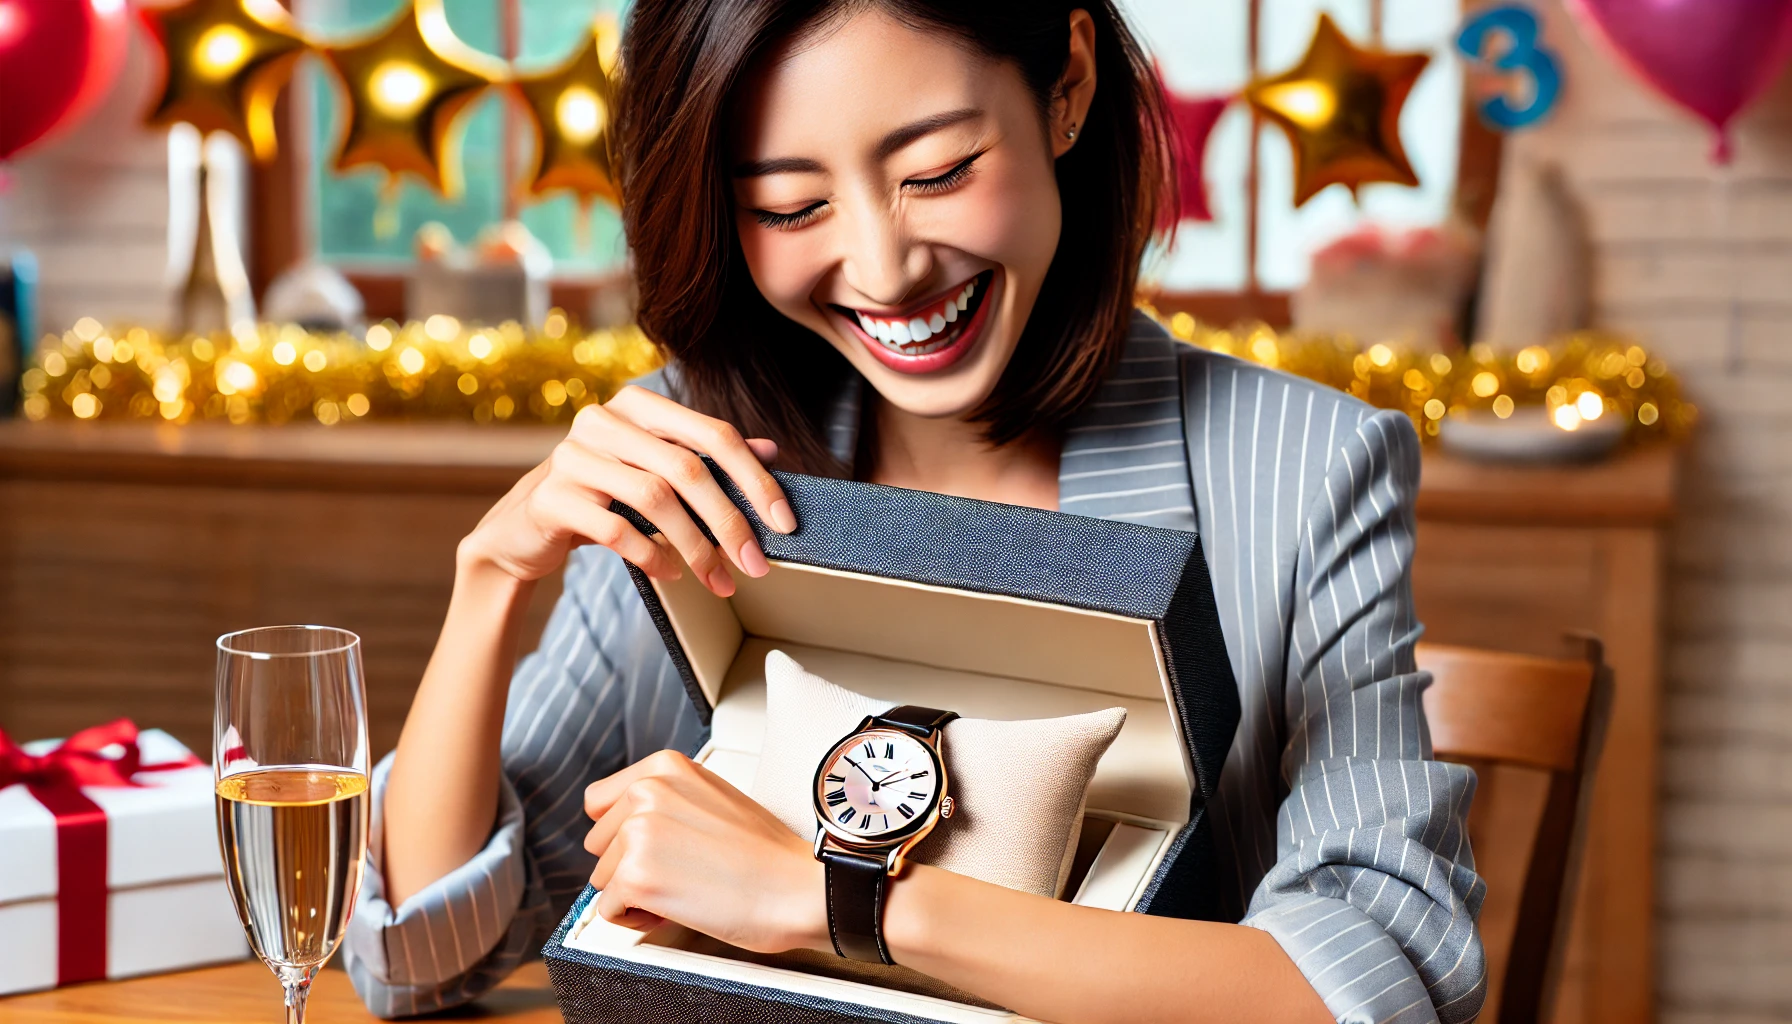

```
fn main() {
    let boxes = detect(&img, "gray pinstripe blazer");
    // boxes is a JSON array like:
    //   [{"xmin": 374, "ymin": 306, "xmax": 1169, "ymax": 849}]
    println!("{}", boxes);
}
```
[{"xmin": 343, "ymin": 313, "xmax": 1487, "ymax": 1023}]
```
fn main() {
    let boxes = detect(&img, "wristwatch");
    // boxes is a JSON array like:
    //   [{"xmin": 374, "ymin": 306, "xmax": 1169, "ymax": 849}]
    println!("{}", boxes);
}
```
[{"xmin": 811, "ymin": 705, "xmax": 958, "ymax": 965}]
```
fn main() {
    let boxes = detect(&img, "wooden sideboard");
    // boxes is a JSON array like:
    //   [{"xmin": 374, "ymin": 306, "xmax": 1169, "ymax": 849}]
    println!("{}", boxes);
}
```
[
  {"xmin": 1413, "ymin": 447, "xmax": 1674, "ymax": 1024},
  {"xmin": 0, "ymin": 421, "xmax": 1674, "ymax": 1024}
]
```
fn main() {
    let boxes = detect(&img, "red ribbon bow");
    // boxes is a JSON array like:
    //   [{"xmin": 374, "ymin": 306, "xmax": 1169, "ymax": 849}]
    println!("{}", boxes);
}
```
[{"xmin": 0, "ymin": 719, "xmax": 203, "ymax": 986}]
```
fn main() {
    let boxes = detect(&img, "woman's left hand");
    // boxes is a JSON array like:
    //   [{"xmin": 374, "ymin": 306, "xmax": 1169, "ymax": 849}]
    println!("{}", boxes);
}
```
[{"xmin": 583, "ymin": 750, "xmax": 827, "ymax": 953}]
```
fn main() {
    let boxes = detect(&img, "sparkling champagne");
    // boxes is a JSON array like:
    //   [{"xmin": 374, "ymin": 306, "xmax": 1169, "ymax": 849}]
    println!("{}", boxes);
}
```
[{"xmin": 216, "ymin": 766, "xmax": 369, "ymax": 968}]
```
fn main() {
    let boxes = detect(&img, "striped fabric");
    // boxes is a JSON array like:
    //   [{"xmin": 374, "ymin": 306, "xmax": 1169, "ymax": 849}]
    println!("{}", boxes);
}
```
[{"xmin": 342, "ymin": 313, "xmax": 1485, "ymax": 1023}]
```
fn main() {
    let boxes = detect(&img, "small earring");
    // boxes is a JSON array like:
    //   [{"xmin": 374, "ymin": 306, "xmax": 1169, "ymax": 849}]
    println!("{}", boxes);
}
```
[{"xmin": 1065, "ymin": 124, "xmax": 1078, "ymax": 140}]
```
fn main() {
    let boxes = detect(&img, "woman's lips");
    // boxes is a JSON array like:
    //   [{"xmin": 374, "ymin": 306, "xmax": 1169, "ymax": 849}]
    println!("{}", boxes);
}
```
[{"xmin": 832, "ymin": 271, "xmax": 995, "ymax": 375}]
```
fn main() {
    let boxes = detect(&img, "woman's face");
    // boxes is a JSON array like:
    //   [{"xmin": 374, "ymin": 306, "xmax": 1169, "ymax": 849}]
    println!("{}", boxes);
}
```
[{"xmin": 730, "ymin": 10, "xmax": 1090, "ymax": 421}]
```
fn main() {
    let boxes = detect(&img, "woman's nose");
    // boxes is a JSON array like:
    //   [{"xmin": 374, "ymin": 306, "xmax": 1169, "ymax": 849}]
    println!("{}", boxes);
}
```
[{"xmin": 838, "ymin": 206, "xmax": 933, "ymax": 308}]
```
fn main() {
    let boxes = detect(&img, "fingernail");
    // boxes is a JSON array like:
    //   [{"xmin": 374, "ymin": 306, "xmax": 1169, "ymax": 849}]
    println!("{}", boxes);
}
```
[
  {"xmin": 768, "ymin": 499, "xmax": 797, "ymax": 534},
  {"xmin": 738, "ymin": 540, "xmax": 770, "ymax": 578},
  {"xmin": 707, "ymin": 563, "xmax": 736, "ymax": 596}
]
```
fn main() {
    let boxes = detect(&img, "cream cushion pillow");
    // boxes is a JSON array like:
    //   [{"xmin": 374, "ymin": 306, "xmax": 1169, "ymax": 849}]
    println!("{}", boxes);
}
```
[{"xmin": 750, "ymin": 649, "xmax": 1126, "ymax": 899}]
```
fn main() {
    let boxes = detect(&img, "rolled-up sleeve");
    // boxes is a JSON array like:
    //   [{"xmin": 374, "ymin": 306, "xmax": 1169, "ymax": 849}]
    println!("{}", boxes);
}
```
[
  {"xmin": 341, "ymin": 753, "xmax": 553, "ymax": 1018},
  {"xmin": 1242, "ymin": 411, "xmax": 1487, "ymax": 1024},
  {"xmin": 342, "ymin": 545, "xmax": 706, "ymax": 1018}
]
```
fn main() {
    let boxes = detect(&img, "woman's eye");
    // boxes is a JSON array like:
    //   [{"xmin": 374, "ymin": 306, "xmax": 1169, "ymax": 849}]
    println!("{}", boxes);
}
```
[
  {"xmin": 751, "ymin": 201, "xmax": 827, "ymax": 230},
  {"xmin": 903, "ymin": 151, "xmax": 983, "ymax": 195}
]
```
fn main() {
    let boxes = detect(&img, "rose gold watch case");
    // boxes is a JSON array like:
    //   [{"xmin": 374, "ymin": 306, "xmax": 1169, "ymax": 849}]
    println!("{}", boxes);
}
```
[{"xmin": 810, "ymin": 723, "xmax": 949, "ymax": 875}]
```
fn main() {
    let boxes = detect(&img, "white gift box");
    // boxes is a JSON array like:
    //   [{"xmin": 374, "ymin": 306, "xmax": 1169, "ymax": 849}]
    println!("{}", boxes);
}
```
[{"xmin": 0, "ymin": 727, "xmax": 250, "ymax": 994}]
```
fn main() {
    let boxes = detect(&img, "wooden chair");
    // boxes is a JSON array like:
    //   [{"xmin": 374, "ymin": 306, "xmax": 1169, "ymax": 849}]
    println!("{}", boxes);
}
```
[{"xmin": 1417, "ymin": 638, "xmax": 1614, "ymax": 1024}]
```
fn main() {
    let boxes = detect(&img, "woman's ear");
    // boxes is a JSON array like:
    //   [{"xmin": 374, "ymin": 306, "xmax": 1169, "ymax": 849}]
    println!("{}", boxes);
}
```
[{"xmin": 1050, "ymin": 9, "xmax": 1099, "ymax": 159}]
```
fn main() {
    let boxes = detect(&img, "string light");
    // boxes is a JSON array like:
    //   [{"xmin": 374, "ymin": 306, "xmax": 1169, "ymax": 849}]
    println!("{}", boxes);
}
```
[
  {"xmin": 1145, "ymin": 306, "xmax": 1696, "ymax": 446},
  {"xmin": 22, "ymin": 308, "xmax": 1697, "ymax": 448},
  {"xmin": 21, "ymin": 313, "xmax": 660, "ymax": 427}
]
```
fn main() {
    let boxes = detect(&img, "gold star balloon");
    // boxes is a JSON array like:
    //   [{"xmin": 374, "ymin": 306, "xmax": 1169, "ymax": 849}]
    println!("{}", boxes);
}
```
[
  {"xmin": 1244, "ymin": 13, "xmax": 1430, "ymax": 207},
  {"xmin": 140, "ymin": 0, "xmax": 310, "ymax": 161},
  {"xmin": 514, "ymin": 17, "xmax": 622, "ymax": 210},
  {"xmin": 318, "ymin": 0, "xmax": 507, "ymax": 199}
]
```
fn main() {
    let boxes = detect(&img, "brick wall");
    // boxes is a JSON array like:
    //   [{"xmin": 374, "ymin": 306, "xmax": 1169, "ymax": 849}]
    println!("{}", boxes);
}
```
[
  {"xmin": 0, "ymin": 28, "xmax": 176, "ymax": 333},
  {"xmin": 1496, "ymin": 5, "xmax": 1792, "ymax": 1021}
]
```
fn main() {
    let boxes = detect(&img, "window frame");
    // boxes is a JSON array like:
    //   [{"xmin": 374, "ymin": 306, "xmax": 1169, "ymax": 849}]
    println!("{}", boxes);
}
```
[{"xmin": 248, "ymin": 0, "xmax": 1501, "ymax": 328}]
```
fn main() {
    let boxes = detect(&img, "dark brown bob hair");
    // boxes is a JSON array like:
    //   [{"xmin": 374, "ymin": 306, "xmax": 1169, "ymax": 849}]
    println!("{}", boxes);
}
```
[{"xmin": 615, "ymin": 0, "xmax": 1175, "ymax": 476}]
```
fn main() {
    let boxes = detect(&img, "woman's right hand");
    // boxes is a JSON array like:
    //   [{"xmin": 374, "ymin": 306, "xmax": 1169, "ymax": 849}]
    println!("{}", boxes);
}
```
[{"xmin": 457, "ymin": 385, "xmax": 798, "ymax": 595}]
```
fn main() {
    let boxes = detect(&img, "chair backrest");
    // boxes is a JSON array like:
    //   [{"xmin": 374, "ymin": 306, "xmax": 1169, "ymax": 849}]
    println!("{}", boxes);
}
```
[{"xmin": 1417, "ymin": 639, "xmax": 1614, "ymax": 1024}]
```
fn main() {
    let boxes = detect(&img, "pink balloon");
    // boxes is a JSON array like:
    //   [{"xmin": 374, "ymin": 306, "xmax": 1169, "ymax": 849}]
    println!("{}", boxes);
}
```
[{"xmin": 1569, "ymin": 0, "xmax": 1792, "ymax": 162}]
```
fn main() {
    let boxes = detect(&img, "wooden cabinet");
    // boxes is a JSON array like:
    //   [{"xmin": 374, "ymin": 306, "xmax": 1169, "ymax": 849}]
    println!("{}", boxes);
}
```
[
  {"xmin": 0, "ymin": 423, "xmax": 566, "ymax": 760},
  {"xmin": 1415, "ymin": 448, "xmax": 1675, "ymax": 1024},
  {"xmin": 0, "ymin": 423, "xmax": 1674, "ymax": 1024}
]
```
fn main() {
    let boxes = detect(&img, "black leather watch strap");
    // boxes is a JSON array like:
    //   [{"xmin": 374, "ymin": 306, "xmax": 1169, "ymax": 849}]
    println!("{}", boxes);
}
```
[
  {"xmin": 821, "ymin": 847, "xmax": 894, "ymax": 964},
  {"xmin": 871, "ymin": 704, "xmax": 958, "ymax": 738}
]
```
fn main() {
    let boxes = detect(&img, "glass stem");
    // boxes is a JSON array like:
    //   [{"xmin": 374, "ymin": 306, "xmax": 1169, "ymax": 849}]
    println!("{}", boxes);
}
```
[{"xmin": 278, "ymin": 964, "xmax": 319, "ymax": 1024}]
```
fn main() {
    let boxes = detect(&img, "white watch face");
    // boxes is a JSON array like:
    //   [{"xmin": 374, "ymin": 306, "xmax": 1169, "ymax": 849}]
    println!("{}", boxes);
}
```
[{"xmin": 814, "ymin": 728, "xmax": 941, "ymax": 843}]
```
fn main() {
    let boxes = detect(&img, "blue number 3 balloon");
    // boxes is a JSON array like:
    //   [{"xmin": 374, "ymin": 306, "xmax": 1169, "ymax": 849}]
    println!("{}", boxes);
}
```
[{"xmin": 1457, "ymin": 4, "xmax": 1561, "ymax": 130}]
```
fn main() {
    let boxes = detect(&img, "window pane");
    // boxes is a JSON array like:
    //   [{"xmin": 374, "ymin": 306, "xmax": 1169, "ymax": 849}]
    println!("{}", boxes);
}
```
[
  {"xmin": 1255, "ymin": 0, "xmax": 1461, "ymax": 289},
  {"xmin": 299, "ymin": 0, "xmax": 629, "ymax": 275},
  {"xmin": 1149, "ymin": 106, "xmax": 1252, "ymax": 292},
  {"xmin": 518, "ymin": 0, "xmax": 605, "ymax": 64},
  {"xmin": 516, "ymin": 0, "xmax": 628, "ymax": 273},
  {"xmin": 1126, "ymin": 0, "xmax": 1250, "ymax": 290}
]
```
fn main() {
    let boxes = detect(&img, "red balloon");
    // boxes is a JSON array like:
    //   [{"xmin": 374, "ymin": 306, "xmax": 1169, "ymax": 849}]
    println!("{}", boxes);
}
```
[{"xmin": 0, "ymin": 0, "xmax": 132, "ymax": 161}]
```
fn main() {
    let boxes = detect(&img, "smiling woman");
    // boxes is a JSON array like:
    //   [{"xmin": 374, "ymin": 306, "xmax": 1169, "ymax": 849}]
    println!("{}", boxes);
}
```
[
  {"xmin": 346, "ymin": 3, "xmax": 1486, "ymax": 1023},
  {"xmin": 620, "ymin": 0, "xmax": 1171, "ymax": 476}
]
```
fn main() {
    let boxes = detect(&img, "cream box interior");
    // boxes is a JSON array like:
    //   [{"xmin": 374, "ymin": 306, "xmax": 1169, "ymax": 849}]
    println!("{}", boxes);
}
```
[{"xmin": 558, "ymin": 557, "xmax": 1201, "ymax": 1022}]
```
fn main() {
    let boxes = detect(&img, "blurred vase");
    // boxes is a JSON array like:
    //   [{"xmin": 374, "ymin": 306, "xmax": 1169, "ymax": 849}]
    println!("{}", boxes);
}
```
[
  {"xmin": 263, "ymin": 263, "xmax": 365, "ymax": 334},
  {"xmin": 1475, "ymin": 159, "xmax": 1590, "ymax": 348}
]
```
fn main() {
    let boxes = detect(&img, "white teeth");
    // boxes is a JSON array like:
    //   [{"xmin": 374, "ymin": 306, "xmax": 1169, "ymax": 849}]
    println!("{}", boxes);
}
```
[{"xmin": 850, "ymin": 275, "xmax": 984, "ymax": 354}]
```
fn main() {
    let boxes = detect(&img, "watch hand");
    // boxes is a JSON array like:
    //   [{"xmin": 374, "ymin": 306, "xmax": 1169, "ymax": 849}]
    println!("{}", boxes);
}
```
[
  {"xmin": 844, "ymin": 757, "xmax": 879, "ymax": 787},
  {"xmin": 876, "ymin": 770, "xmax": 911, "ymax": 787}
]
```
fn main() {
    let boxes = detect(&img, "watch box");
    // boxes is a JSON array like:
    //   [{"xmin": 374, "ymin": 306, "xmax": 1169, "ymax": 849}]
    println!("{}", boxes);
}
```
[{"xmin": 544, "ymin": 467, "xmax": 1240, "ymax": 1023}]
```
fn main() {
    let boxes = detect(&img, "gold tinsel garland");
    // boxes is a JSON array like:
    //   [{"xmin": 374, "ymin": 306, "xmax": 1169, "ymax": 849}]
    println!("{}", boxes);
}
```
[
  {"xmin": 20, "ymin": 308, "xmax": 1696, "ymax": 445},
  {"xmin": 19, "ymin": 312, "xmax": 662, "ymax": 427},
  {"xmin": 1147, "ymin": 308, "xmax": 1697, "ymax": 445}
]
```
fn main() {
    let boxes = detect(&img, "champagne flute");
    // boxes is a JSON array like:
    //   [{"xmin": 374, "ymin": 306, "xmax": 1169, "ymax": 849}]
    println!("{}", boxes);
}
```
[{"xmin": 214, "ymin": 626, "xmax": 370, "ymax": 1024}]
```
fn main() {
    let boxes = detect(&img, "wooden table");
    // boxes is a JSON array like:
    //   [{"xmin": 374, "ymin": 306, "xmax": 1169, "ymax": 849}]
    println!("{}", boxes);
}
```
[
  {"xmin": 0, "ymin": 421, "xmax": 1677, "ymax": 1024},
  {"xmin": 0, "ymin": 961, "xmax": 561, "ymax": 1022}
]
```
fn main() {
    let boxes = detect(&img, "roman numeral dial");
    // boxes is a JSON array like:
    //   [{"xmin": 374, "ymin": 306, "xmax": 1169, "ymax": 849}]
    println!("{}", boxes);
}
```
[{"xmin": 815, "ymin": 727, "xmax": 942, "ymax": 841}]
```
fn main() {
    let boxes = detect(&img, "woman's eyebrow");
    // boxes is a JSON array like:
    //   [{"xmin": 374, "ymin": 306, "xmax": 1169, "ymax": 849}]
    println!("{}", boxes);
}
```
[
  {"xmin": 734, "ymin": 156, "xmax": 826, "ymax": 178},
  {"xmin": 872, "ymin": 107, "xmax": 982, "ymax": 160},
  {"xmin": 731, "ymin": 107, "xmax": 984, "ymax": 178}
]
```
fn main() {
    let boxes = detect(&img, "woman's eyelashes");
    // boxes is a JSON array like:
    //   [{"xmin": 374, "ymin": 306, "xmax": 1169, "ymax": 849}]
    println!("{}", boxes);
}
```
[
  {"xmin": 747, "ymin": 151, "xmax": 986, "ymax": 232},
  {"xmin": 902, "ymin": 150, "xmax": 983, "ymax": 195},
  {"xmin": 752, "ymin": 200, "xmax": 828, "ymax": 230}
]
